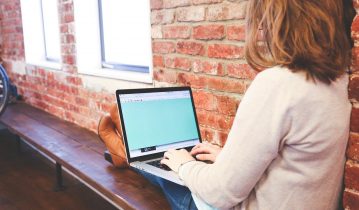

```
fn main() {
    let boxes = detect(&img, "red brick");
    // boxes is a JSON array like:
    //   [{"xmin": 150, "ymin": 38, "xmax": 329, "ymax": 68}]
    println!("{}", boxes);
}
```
[
  {"xmin": 216, "ymin": 95, "xmax": 239, "ymax": 116},
  {"xmin": 66, "ymin": 76, "xmax": 82, "ymax": 86},
  {"xmin": 163, "ymin": 25, "xmax": 191, "ymax": 39},
  {"xmin": 153, "ymin": 55, "xmax": 165, "ymax": 67},
  {"xmin": 192, "ymin": 60, "xmax": 224, "ymax": 76},
  {"xmin": 78, "ymin": 106, "xmax": 91, "ymax": 116},
  {"xmin": 153, "ymin": 69, "xmax": 177, "ymax": 83},
  {"xmin": 347, "ymin": 133, "xmax": 359, "ymax": 162},
  {"xmin": 64, "ymin": 93, "xmax": 76, "ymax": 104},
  {"xmin": 352, "ymin": 47, "xmax": 359, "ymax": 72},
  {"xmin": 176, "ymin": 41, "xmax": 205, "ymax": 56},
  {"xmin": 62, "ymin": 65, "xmax": 77, "ymax": 74},
  {"xmin": 199, "ymin": 126, "xmax": 215, "ymax": 142},
  {"xmin": 37, "ymin": 68, "xmax": 46, "ymax": 77},
  {"xmin": 165, "ymin": 57, "xmax": 192, "ymax": 71},
  {"xmin": 102, "ymin": 92, "xmax": 116, "ymax": 104},
  {"xmin": 349, "ymin": 74, "xmax": 359, "ymax": 101},
  {"xmin": 163, "ymin": 0, "xmax": 191, "ymax": 8},
  {"xmin": 44, "ymin": 95, "xmax": 68, "ymax": 108},
  {"xmin": 192, "ymin": 0, "xmax": 223, "ymax": 5},
  {"xmin": 207, "ymin": 2, "xmax": 247, "ymax": 21},
  {"xmin": 31, "ymin": 99, "xmax": 49, "ymax": 110},
  {"xmin": 177, "ymin": 72, "xmax": 206, "ymax": 88},
  {"xmin": 151, "ymin": 10, "xmax": 175, "ymax": 24},
  {"xmin": 46, "ymin": 71, "xmax": 55, "ymax": 81},
  {"xmin": 63, "ymin": 55, "xmax": 76, "ymax": 65},
  {"xmin": 48, "ymin": 89, "xmax": 65, "ymax": 99},
  {"xmin": 100, "ymin": 103, "xmax": 112, "ymax": 113},
  {"xmin": 61, "ymin": 2, "xmax": 73, "ymax": 12},
  {"xmin": 48, "ymin": 105, "xmax": 65, "ymax": 118},
  {"xmin": 345, "ymin": 161, "xmax": 359, "ymax": 193},
  {"xmin": 63, "ymin": 14, "xmax": 74, "ymax": 23},
  {"xmin": 196, "ymin": 109, "xmax": 234, "ymax": 131},
  {"xmin": 208, "ymin": 44, "xmax": 244, "ymax": 59},
  {"xmin": 78, "ymin": 88, "xmax": 91, "ymax": 99},
  {"xmin": 193, "ymin": 25, "xmax": 224, "ymax": 40},
  {"xmin": 352, "ymin": 16, "xmax": 359, "ymax": 40},
  {"xmin": 152, "ymin": 41, "xmax": 176, "ymax": 54},
  {"xmin": 62, "ymin": 44, "xmax": 76, "ymax": 55},
  {"xmin": 227, "ymin": 25, "xmax": 245, "ymax": 41},
  {"xmin": 343, "ymin": 191, "xmax": 359, "ymax": 210},
  {"xmin": 206, "ymin": 77, "xmax": 246, "ymax": 93},
  {"xmin": 227, "ymin": 63, "xmax": 257, "ymax": 79},
  {"xmin": 150, "ymin": 0, "xmax": 163, "ymax": 10},
  {"xmin": 68, "ymin": 103, "xmax": 80, "ymax": 113},
  {"xmin": 351, "ymin": 107, "xmax": 359, "ymax": 133},
  {"xmin": 64, "ymin": 111, "xmax": 75, "ymax": 122},
  {"xmin": 217, "ymin": 130, "xmax": 229, "ymax": 146},
  {"xmin": 177, "ymin": 6, "xmax": 206, "ymax": 22},
  {"xmin": 193, "ymin": 90, "xmax": 217, "ymax": 111},
  {"xmin": 63, "ymin": 34, "xmax": 75, "ymax": 44}
]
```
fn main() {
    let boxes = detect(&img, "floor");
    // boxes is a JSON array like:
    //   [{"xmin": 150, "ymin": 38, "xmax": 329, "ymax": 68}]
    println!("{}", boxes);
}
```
[{"xmin": 0, "ymin": 127, "xmax": 118, "ymax": 210}]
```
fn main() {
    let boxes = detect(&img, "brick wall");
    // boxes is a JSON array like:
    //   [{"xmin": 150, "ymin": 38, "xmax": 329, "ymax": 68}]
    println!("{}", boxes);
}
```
[
  {"xmin": 151, "ymin": 0, "xmax": 251, "ymax": 145},
  {"xmin": 345, "ymin": 1, "xmax": 359, "ymax": 209},
  {"xmin": 0, "ymin": 0, "xmax": 358, "ymax": 208},
  {"xmin": 0, "ymin": 0, "xmax": 114, "ymax": 131}
]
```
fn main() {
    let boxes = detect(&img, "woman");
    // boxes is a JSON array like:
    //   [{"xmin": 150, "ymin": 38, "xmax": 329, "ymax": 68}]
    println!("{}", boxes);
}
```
[{"xmin": 99, "ymin": 0, "xmax": 354, "ymax": 209}]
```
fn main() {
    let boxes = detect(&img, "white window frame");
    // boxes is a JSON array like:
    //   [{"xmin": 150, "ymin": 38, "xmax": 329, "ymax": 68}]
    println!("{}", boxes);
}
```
[
  {"xmin": 74, "ymin": 0, "xmax": 153, "ymax": 84},
  {"xmin": 20, "ymin": 0, "xmax": 61, "ymax": 69}
]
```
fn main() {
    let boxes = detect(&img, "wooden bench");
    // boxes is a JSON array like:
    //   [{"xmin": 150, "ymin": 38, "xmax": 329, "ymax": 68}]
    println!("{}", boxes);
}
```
[{"xmin": 0, "ymin": 102, "xmax": 170, "ymax": 210}]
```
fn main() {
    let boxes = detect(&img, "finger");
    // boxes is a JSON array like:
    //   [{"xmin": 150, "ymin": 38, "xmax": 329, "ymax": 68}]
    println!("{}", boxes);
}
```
[
  {"xmin": 160, "ymin": 158, "xmax": 170, "ymax": 166},
  {"xmin": 163, "ymin": 151, "xmax": 172, "ymax": 159},
  {"xmin": 196, "ymin": 154, "xmax": 215, "ymax": 162},
  {"xmin": 191, "ymin": 143, "xmax": 203, "ymax": 151},
  {"xmin": 191, "ymin": 143, "xmax": 206, "ymax": 154},
  {"xmin": 191, "ymin": 146, "xmax": 213, "ymax": 155}
]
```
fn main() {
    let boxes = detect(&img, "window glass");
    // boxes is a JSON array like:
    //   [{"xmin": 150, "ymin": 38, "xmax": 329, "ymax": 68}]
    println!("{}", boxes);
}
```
[
  {"xmin": 99, "ymin": 0, "xmax": 151, "ymax": 73},
  {"xmin": 41, "ymin": 0, "xmax": 61, "ymax": 62}
]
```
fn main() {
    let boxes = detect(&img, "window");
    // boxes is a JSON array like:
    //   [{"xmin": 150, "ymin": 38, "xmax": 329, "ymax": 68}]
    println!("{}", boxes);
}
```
[
  {"xmin": 98, "ymin": 0, "xmax": 151, "ymax": 73},
  {"xmin": 74, "ymin": 0, "xmax": 153, "ymax": 83},
  {"xmin": 20, "ymin": 0, "xmax": 61, "ymax": 69},
  {"xmin": 41, "ymin": 0, "xmax": 61, "ymax": 62}
]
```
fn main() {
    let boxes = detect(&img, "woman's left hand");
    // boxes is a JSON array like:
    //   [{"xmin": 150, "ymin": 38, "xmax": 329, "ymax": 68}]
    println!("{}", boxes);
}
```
[{"xmin": 161, "ymin": 149, "xmax": 195, "ymax": 173}]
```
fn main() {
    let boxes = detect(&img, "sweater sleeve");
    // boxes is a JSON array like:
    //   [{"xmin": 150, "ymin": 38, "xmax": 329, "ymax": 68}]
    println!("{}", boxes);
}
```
[{"xmin": 179, "ymin": 70, "xmax": 293, "ymax": 209}]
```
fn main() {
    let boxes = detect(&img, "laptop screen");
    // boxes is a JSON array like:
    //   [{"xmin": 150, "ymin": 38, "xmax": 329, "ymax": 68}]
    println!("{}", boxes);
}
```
[{"xmin": 118, "ymin": 89, "xmax": 201, "ymax": 159}]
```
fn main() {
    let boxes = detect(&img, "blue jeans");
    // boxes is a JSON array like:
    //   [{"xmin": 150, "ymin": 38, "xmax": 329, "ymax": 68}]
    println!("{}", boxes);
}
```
[{"xmin": 134, "ymin": 169, "xmax": 198, "ymax": 210}]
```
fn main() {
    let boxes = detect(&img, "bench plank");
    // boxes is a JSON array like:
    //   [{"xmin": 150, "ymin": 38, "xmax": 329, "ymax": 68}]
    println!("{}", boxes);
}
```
[{"xmin": 0, "ymin": 103, "xmax": 170, "ymax": 210}]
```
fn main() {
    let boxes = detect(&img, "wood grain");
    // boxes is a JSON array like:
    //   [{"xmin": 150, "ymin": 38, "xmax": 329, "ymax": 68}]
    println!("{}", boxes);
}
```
[{"xmin": 0, "ymin": 102, "xmax": 170, "ymax": 210}]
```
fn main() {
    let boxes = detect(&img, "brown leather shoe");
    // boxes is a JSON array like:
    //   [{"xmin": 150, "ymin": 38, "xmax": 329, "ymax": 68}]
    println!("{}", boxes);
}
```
[
  {"xmin": 110, "ymin": 104, "xmax": 122, "ymax": 136},
  {"xmin": 98, "ymin": 115, "xmax": 128, "ymax": 168}
]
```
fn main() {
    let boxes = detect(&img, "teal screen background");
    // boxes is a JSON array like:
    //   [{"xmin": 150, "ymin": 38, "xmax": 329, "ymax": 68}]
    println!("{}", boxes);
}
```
[{"xmin": 121, "ymin": 98, "xmax": 199, "ymax": 150}]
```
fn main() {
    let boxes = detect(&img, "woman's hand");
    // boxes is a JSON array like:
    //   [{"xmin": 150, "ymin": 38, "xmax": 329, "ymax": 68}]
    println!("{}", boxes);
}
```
[
  {"xmin": 190, "ymin": 142, "xmax": 222, "ymax": 163},
  {"xmin": 161, "ymin": 149, "xmax": 195, "ymax": 173}
]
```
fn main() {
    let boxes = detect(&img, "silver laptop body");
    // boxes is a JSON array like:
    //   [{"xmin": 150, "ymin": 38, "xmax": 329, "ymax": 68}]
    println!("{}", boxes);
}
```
[{"xmin": 116, "ymin": 87, "xmax": 202, "ymax": 185}]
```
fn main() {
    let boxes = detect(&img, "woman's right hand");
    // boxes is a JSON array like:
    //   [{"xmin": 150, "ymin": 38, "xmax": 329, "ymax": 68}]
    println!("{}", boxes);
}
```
[{"xmin": 190, "ymin": 141, "xmax": 222, "ymax": 163}]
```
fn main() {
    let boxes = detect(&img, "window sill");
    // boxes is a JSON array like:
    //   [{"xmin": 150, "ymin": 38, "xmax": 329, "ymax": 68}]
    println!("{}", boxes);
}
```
[
  {"xmin": 26, "ymin": 60, "xmax": 61, "ymax": 70},
  {"xmin": 78, "ymin": 67, "xmax": 153, "ymax": 84}
]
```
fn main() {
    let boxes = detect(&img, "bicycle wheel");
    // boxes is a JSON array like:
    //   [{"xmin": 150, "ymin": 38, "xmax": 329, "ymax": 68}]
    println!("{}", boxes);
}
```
[{"xmin": 0, "ymin": 65, "xmax": 10, "ymax": 117}]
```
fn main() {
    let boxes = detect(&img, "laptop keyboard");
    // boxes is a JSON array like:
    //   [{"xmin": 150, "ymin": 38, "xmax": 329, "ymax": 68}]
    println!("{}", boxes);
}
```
[{"xmin": 147, "ymin": 159, "xmax": 171, "ymax": 171}]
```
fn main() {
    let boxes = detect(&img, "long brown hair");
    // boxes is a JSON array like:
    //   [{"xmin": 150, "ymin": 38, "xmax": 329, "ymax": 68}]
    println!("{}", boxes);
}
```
[{"xmin": 245, "ymin": 0, "xmax": 353, "ymax": 84}]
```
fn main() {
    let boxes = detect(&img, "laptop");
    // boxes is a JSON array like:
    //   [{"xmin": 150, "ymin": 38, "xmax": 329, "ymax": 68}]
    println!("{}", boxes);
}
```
[{"xmin": 116, "ymin": 87, "xmax": 202, "ymax": 185}]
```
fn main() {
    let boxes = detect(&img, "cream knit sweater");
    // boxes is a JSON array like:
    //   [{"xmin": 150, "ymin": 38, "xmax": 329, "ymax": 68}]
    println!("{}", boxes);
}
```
[{"xmin": 179, "ymin": 66, "xmax": 351, "ymax": 210}]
